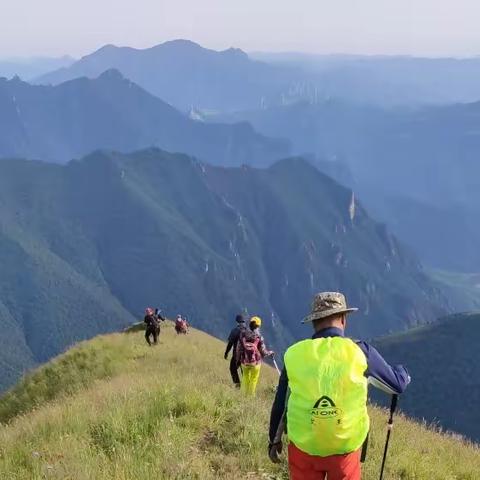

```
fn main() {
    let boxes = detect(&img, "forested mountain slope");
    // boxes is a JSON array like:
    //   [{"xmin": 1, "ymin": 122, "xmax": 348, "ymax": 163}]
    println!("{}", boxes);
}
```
[
  {"xmin": 374, "ymin": 312, "xmax": 480, "ymax": 443},
  {"xmin": 0, "ymin": 149, "xmax": 450, "ymax": 390},
  {"xmin": 0, "ymin": 70, "xmax": 288, "ymax": 165}
]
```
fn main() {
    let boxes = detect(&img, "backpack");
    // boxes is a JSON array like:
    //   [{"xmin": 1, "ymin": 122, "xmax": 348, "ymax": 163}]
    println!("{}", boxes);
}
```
[
  {"xmin": 145, "ymin": 314, "xmax": 159, "ymax": 328},
  {"xmin": 238, "ymin": 330, "xmax": 261, "ymax": 366},
  {"xmin": 175, "ymin": 318, "xmax": 188, "ymax": 333}
]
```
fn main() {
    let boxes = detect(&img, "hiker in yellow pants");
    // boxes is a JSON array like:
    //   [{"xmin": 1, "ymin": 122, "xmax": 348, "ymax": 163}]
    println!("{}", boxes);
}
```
[
  {"xmin": 241, "ymin": 364, "xmax": 261, "ymax": 395},
  {"xmin": 238, "ymin": 316, "xmax": 273, "ymax": 396}
]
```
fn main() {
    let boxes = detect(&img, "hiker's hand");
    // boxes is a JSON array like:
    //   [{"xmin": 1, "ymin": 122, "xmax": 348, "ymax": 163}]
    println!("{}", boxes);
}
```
[
  {"xmin": 268, "ymin": 351, "xmax": 275, "ymax": 357},
  {"xmin": 268, "ymin": 442, "xmax": 283, "ymax": 463}
]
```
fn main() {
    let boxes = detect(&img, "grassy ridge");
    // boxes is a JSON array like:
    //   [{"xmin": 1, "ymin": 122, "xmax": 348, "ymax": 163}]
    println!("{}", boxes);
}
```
[{"xmin": 0, "ymin": 325, "xmax": 479, "ymax": 479}]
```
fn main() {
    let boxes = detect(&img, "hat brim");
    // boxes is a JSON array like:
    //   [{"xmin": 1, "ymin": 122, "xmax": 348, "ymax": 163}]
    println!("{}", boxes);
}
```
[{"xmin": 302, "ymin": 307, "xmax": 358, "ymax": 324}]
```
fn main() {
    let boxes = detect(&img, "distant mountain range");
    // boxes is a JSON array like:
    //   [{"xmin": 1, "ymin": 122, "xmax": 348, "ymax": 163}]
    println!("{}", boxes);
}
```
[
  {"xmin": 0, "ymin": 55, "xmax": 74, "ymax": 81},
  {"xmin": 0, "ymin": 70, "xmax": 288, "ymax": 165},
  {"xmin": 0, "ymin": 149, "xmax": 451, "ymax": 391},
  {"xmin": 374, "ymin": 312, "xmax": 480, "ymax": 443},
  {"xmin": 252, "ymin": 52, "xmax": 480, "ymax": 107},
  {"xmin": 35, "ymin": 40, "xmax": 299, "ymax": 112},
  {"xmin": 218, "ymin": 100, "xmax": 480, "ymax": 271},
  {"xmin": 34, "ymin": 40, "xmax": 480, "ymax": 111}
]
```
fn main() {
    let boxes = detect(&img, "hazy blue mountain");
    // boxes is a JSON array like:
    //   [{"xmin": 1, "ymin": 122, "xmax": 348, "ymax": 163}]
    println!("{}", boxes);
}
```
[
  {"xmin": 361, "ymin": 193, "xmax": 480, "ymax": 273},
  {"xmin": 36, "ymin": 44, "xmax": 480, "ymax": 113},
  {"xmin": 0, "ymin": 70, "xmax": 288, "ymax": 165},
  {"xmin": 0, "ymin": 56, "xmax": 74, "ymax": 81},
  {"xmin": 252, "ymin": 52, "xmax": 480, "ymax": 106},
  {"xmin": 0, "ymin": 149, "xmax": 450, "ymax": 391},
  {"xmin": 218, "ymin": 100, "xmax": 480, "ymax": 271},
  {"xmin": 373, "ymin": 313, "xmax": 480, "ymax": 442},
  {"xmin": 35, "ymin": 40, "xmax": 299, "ymax": 112}
]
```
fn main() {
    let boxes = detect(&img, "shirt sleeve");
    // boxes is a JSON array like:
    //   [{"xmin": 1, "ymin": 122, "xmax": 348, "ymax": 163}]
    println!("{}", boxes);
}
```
[
  {"xmin": 269, "ymin": 367, "xmax": 288, "ymax": 443},
  {"xmin": 356, "ymin": 341, "xmax": 411, "ymax": 394},
  {"xmin": 258, "ymin": 334, "xmax": 270, "ymax": 357},
  {"xmin": 224, "ymin": 328, "xmax": 237, "ymax": 356}
]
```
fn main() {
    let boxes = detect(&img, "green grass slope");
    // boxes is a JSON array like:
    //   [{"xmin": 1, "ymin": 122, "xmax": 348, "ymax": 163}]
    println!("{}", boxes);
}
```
[
  {"xmin": 374, "ymin": 312, "xmax": 480, "ymax": 443},
  {"xmin": 0, "ymin": 325, "xmax": 478, "ymax": 479}
]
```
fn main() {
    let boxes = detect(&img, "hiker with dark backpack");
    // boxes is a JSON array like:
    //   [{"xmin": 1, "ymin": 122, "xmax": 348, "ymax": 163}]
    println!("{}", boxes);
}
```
[
  {"xmin": 224, "ymin": 314, "xmax": 247, "ymax": 387},
  {"xmin": 144, "ymin": 307, "xmax": 165, "ymax": 345},
  {"xmin": 268, "ymin": 292, "xmax": 411, "ymax": 480},
  {"xmin": 237, "ymin": 316, "xmax": 273, "ymax": 396},
  {"xmin": 144, "ymin": 308, "xmax": 159, "ymax": 345}
]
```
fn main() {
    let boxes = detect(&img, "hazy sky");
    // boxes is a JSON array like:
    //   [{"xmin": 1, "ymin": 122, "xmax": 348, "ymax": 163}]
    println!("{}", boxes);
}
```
[{"xmin": 2, "ymin": 0, "xmax": 480, "ymax": 58}]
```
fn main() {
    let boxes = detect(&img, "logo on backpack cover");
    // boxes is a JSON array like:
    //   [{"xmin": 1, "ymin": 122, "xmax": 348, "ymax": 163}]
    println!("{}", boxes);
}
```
[{"xmin": 311, "ymin": 396, "xmax": 343, "ymax": 424}]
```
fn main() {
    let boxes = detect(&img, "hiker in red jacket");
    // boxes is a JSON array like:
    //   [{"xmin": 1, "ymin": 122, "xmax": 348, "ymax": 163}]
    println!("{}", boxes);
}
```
[
  {"xmin": 237, "ymin": 316, "xmax": 273, "ymax": 395},
  {"xmin": 175, "ymin": 314, "xmax": 189, "ymax": 334}
]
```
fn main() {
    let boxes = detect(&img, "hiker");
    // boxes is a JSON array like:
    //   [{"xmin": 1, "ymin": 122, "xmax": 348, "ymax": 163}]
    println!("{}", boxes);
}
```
[
  {"xmin": 175, "ymin": 314, "xmax": 189, "ymax": 334},
  {"xmin": 268, "ymin": 292, "xmax": 411, "ymax": 480},
  {"xmin": 237, "ymin": 316, "xmax": 273, "ymax": 395},
  {"xmin": 144, "ymin": 307, "xmax": 165, "ymax": 345},
  {"xmin": 224, "ymin": 314, "xmax": 247, "ymax": 387}
]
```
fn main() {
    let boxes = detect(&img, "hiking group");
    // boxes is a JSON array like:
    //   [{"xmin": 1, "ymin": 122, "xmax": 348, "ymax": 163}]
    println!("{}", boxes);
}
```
[
  {"xmin": 145, "ymin": 291, "xmax": 410, "ymax": 479},
  {"xmin": 143, "ymin": 308, "xmax": 189, "ymax": 345},
  {"xmin": 225, "ymin": 292, "xmax": 410, "ymax": 480}
]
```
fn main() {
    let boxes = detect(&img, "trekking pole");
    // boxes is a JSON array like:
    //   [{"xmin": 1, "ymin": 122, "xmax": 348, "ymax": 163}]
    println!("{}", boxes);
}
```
[
  {"xmin": 379, "ymin": 394, "xmax": 399, "ymax": 480},
  {"xmin": 272, "ymin": 357, "xmax": 281, "ymax": 376}
]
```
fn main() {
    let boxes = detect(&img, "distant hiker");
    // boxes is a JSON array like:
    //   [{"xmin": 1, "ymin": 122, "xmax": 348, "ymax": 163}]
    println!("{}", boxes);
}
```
[
  {"xmin": 237, "ymin": 316, "xmax": 273, "ymax": 395},
  {"xmin": 224, "ymin": 314, "xmax": 247, "ymax": 387},
  {"xmin": 175, "ymin": 314, "xmax": 189, "ymax": 335},
  {"xmin": 268, "ymin": 292, "xmax": 411, "ymax": 480},
  {"xmin": 144, "ymin": 307, "xmax": 165, "ymax": 346}
]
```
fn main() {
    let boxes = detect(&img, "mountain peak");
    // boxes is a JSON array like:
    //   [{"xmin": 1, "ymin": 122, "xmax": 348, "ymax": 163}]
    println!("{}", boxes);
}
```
[
  {"xmin": 95, "ymin": 43, "xmax": 117, "ymax": 52},
  {"xmin": 96, "ymin": 68, "xmax": 125, "ymax": 82},
  {"xmin": 154, "ymin": 39, "xmax": 203, "ymax": 50},
  {"xmin": 221, "ymin": 47, "xmax": 249, "ymax": 59}
]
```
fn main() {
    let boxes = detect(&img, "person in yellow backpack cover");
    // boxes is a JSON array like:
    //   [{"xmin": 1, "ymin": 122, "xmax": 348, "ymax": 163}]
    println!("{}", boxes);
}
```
[
  {"xmin": 268, "ymin": 292, "xmax": 411, "ymax": 480},
  {"xmin": 237, "ymin": 316, "xmax": 274, "ymax": 396}
]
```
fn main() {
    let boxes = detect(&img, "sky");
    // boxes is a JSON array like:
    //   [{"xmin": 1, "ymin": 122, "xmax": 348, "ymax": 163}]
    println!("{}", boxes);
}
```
[{"xmin": 2, "ymin": 0, "xmax": 480, "ymax": 59}]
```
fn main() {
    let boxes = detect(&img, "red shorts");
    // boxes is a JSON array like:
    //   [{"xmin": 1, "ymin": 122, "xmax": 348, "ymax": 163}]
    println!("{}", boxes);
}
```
[{"xmin": 288, "ymin": 443, "xmax": 361, "ymax": 480}]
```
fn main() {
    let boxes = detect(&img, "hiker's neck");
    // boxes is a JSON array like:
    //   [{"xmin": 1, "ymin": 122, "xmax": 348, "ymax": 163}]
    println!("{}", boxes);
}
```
[{"xmin": 312, "ymin": 315, "xmax": 346, "ymax": 334}]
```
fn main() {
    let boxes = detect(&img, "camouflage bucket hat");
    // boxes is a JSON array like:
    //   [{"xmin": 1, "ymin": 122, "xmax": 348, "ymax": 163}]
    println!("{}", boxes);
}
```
[{"xmin": 303, "ymin": 292, "xmax": 358, "ymax": 324}]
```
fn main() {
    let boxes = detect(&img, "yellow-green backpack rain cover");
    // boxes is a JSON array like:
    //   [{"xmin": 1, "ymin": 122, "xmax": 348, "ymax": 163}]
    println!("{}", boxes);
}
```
[{"xmin": 284, "ymin": 337, "xmax": 369, "ymax": 456}]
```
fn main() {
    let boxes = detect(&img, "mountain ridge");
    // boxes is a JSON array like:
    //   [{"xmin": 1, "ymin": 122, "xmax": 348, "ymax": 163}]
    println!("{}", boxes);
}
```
[
  {"xmin": 35, "ymin": 39, "xmax": 298, "ymax": 112},
  {"xmin": 0, "ymin": 325, "xmax": 478, "ymax": 479},
  {"xmin": 218, "ymin": 99, "xmax": 480, "ymax": 271},
  {"xmin": 0, "ymin": 71, "xmax": 289, "ymax": 164},
  {"xmin": 0, "ymin": 149, "xmax": 450, "ymax": 391}
]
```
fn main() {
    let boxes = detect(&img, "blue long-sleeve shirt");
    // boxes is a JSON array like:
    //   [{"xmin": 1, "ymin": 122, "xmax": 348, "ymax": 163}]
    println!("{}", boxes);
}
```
[{"xmin": 269, "ymin": 327, "xmax": 410, "ymax": 442}]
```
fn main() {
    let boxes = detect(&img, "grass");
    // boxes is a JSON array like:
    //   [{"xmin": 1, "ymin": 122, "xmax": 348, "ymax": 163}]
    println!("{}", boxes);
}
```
[{"xmin": 0, "ymin": 324, "xmax": 479, "ymax": 479}]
